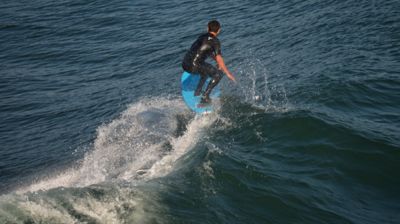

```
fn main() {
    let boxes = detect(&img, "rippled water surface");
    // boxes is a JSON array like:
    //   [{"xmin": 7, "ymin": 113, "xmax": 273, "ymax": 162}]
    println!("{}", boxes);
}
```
[{"xmin": 1, "ymin": 0, "xmax": 399, "ymax": 223}]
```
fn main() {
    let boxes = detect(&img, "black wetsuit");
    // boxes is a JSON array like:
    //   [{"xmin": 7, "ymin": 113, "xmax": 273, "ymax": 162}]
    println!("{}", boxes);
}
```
[{"xmin": 182, "ymin": 32, "xmax": 224, "ymax": 98}]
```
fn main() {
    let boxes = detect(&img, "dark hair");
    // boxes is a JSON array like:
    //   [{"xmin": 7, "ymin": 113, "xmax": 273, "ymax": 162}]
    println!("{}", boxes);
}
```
[{"xmin": 208, "ymin": 20, "xmax": 220, "ymax": 33}]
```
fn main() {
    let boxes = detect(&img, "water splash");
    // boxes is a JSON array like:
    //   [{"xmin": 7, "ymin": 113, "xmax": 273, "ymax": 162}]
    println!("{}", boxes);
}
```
[
  {"xmin": 140, "ymin": 114, "xmax": 217, "ymax": 180},
  {"xmin": 1, "ymin": 185, "xmax": 169, "ymax": 223},
  {"xmin": 16, "ymin": 97, "xmax": 214, "ymax": 193},
  {"xmin": 230, "ymin": 56, "xmax": 290, "ymax": 112},
  {"xmin": 0, "ymin": 96, "xmax": 221, "ymax": 223}
]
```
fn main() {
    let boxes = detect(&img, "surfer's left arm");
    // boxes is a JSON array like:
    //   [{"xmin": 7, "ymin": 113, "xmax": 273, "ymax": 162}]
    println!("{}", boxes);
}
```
[
  {"xmin": 213, "ymin": 39, "xmax": 236, "ymax": 83},
  {"xmin": 215, "ymin": 54, "xmax": 236, "ymax": 83}
]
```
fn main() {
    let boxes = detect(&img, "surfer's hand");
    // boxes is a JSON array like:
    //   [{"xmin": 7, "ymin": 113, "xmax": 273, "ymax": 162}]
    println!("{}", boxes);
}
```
[{"xmin": 227, "ymin": 72, "xmax": 236, "ymax": 83}]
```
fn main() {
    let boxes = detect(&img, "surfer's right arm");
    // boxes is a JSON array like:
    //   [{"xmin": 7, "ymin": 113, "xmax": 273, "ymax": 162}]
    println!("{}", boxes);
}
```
[{"xmin": 215, "ymin": 55, "xmax": 236, "ymax": 83}]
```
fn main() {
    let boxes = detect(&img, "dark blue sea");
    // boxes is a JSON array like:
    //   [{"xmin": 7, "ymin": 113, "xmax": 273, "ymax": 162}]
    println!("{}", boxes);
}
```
[{"xmin": 1, "ymin": 0, "xmax": 400, "ymax": 223}]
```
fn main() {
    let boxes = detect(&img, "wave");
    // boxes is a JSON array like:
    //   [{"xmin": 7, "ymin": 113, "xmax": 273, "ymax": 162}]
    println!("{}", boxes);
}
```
[
  {"xmin": 0, "ymin": 96, "xmax": 222, "ymax": 223},
  {"xmin": 15, "ymin": 97, "xmax": 217, "ymax": 193}
]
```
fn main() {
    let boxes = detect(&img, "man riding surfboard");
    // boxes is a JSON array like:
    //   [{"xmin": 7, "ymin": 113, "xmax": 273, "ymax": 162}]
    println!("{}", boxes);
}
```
[{"xmin": 182, "ymin": 20, "xmax": 236, "ymax": 104}]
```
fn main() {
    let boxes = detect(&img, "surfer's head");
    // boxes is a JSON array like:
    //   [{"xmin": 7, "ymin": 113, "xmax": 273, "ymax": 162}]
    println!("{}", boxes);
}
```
[{"xmin": 208, "ymin": 20, "xmax": 221, "ymax": 36}]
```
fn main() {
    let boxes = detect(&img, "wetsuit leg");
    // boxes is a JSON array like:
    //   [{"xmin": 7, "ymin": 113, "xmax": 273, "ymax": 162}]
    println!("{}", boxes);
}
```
[
  {"xmin": 195, "ymin": 74, "xmax": 208, "ymax": 96},
  {"xmin": 183, "ymin": 62, "xmax": 206, "ymax": 96},
  {"xmin": 197, "ymin": 63, "xmax": 223, "ymax": 99}
]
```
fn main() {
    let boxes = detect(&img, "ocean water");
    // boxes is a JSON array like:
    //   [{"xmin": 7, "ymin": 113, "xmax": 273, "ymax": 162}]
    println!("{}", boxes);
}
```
[{"xmin": 1, "ymin": 0, "xmax": 399, "ymax": 223}]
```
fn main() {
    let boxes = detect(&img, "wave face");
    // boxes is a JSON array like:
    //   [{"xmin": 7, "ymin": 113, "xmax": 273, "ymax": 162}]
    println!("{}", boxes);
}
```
[
  {"xmin": 1, "ymin": 0, "xmax": 400, "ymax": 223},
  {"xmin": 1, "ymin": 98, "xmax": 220, "ymax": 223}
]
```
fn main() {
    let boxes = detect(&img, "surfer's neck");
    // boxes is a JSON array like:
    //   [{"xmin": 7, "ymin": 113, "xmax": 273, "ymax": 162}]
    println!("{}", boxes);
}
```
[
  {"xmin": 207, "ymin": 28, "xmax": 220, "ymax": 37},
  {"xmin": 209, "ymin": 31, "xmax": 218, "ymax": 37}
]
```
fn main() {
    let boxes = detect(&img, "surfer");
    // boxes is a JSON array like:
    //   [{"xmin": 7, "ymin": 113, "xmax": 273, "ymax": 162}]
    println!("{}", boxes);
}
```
[{"xmin": 182, "ymin": 20, "xmax": 236, "ymax": 103}]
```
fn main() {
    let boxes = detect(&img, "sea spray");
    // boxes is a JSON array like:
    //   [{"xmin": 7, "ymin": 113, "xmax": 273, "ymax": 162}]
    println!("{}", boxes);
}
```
[
  {"xmin": 3, "ymin": 97, "xmax": 219, "ymax": 223},
  {"xmin": 16, "ymin": 97, "xmax": 215, "ymax": 193},
  {"xmin": 228, "ymin": 56, "xmax": 290, "ymax": 112}
]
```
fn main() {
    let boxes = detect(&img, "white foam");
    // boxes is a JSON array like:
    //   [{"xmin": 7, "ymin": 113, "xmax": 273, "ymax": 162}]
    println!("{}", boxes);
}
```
[
  {"xmin": 4, "ymin": 186, "xmax": 167, "ymax": 223},
  {"xmin": 143, "ymin": 114, "xmax": 217, "ymax": 179},
  {"xmin": 17, "ymin": 97, "xmax": 214, "ymax": 193}
]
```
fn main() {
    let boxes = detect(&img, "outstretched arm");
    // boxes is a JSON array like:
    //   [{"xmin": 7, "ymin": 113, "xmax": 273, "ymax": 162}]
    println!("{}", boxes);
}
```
[{"xmin": 215, "ymin": 55, "xmax": 236, "ymax": 83}]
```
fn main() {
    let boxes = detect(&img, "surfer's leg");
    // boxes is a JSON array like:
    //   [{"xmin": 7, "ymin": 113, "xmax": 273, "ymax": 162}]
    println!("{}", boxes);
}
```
[
  {"xmin": 201, "ymin": 63, "xmax": 223, "ymax": 102},
  {"xmin": 194, "ymin": 74, "xmax": 207, "ymax": 96},
  {"xmin": 183, "ymin": 64, "xmax": 206, "ymax": 97}
]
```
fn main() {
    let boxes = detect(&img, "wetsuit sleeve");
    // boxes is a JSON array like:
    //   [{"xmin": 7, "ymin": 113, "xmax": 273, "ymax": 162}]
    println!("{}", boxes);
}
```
[{"xmin": 213, "ymin": 39, "xmax": 222, "ymax": 56}]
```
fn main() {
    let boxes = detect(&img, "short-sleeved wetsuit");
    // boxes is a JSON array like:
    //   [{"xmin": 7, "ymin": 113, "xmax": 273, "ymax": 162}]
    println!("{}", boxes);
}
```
[{"xmin": 182, "ymin": 32, "xmax": 224, "ymax": 98}]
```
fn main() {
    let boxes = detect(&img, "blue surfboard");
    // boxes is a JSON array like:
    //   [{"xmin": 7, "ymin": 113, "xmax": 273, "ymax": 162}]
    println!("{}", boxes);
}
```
[{"xmin": 181, "ymin": 71, "xmax": 220, "ymax": 114}]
